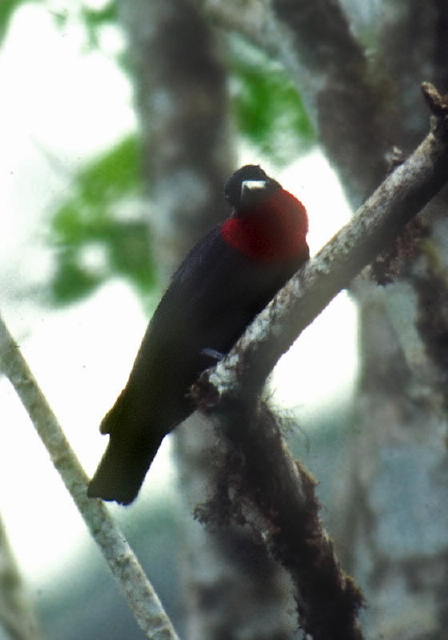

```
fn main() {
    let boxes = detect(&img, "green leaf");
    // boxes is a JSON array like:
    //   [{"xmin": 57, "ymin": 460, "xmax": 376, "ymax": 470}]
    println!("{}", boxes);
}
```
[
  {"xmin": 106, "ymin": 222, "xmax": 155, "ymax": 291},
  {"xmin": 75, "ymin": 135, "xmax": 140, "ymax": 212},
  {"xmin": 49, "ymin": 135, "xmax": 156, "ymax": 306},
  {"xmin": 0, "ymin": 0, "xmax": 28, "ymax": 45},
  {"xmin": 79, "ymin": 1, "xmax": 118, "ymax": 50},
  {"xmin": 51, "ymin": 252, "xmax": 104, "ymax": 305},
  {"xmin": 230, "ymin": 41, "xmax": 316, "ymax": 166}
]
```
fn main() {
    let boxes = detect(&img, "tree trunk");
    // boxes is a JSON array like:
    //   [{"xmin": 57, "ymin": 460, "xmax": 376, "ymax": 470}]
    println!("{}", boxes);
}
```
[
  {"xmin": 119, "ymin": 1, "xmax": 298, "ymax": 637},
  {"xmin": 120, "ymin": 0, "xmax": 448, "ymax": 637},
  {"xmin": 335, "ymin": 3, "xmax": 448, "ymax": 638}
]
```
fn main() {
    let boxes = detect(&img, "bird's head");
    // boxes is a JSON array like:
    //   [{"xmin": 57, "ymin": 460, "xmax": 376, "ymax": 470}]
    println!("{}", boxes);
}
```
[{"xmin": 224, "ymin": 165, "xmax": 281, "ymax": 212}]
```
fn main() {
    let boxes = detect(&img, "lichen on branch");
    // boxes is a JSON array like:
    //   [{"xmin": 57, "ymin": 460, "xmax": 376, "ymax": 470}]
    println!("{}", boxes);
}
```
[{"xmin": 193, "ymin": 83, "xmax": 448, "ymax": 640}]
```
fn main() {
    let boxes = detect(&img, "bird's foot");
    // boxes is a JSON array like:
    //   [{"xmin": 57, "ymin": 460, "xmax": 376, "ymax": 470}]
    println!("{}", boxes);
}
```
[{"xmin": 201, "ymin": 347, "xmax": 224, "ymax": 361}]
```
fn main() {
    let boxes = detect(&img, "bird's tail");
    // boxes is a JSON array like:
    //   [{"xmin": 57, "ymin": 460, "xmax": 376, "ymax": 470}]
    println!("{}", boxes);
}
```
[{"xmin": 87, "ymin": 430, "xmax": 163, "ymax": 505}]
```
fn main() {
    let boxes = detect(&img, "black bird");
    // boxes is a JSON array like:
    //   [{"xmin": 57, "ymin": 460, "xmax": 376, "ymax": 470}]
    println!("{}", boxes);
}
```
[{"xmin": 87, "ymin": 165, "xmax": 309, "ymax": 504}]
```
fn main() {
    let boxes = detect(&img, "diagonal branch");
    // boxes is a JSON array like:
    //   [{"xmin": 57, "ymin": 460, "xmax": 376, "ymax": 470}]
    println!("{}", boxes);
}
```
[
  {"xmin": 194, "ymin": 83, "xmax": 448, "ymax": 640},
  {"xmin": 200, "ymin": 83, "xmax": 448, "ymax": 400},
  {"xmin": 0, "ymin": 315, "xmax": 180, "ymax": 640}
]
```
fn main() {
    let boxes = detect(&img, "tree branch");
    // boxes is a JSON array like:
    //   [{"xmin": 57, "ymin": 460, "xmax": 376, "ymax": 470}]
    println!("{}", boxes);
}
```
[
  {"xmin": 201, "ymin": 83, "xmax": 448, "ymax": 399},
  {"xmin": 194, "ymin": 83, "xmax": 448, "ymax": 639},
  {"xmin": 0, "ymin": 314, "xmax": 180, "ymax": 640},
  {"xmin": 0, "ymin": 515, "xmax": 44, "ymax": 640},
  {"xmin": 194, "ymin": 399, "xmax": 365, "ymax": 640}
]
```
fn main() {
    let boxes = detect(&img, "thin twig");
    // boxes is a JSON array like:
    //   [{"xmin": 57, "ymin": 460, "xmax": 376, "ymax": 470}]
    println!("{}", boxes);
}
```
[{"xmin": 0, "ymin": 314, "xmax": 180, "ymax": 640}]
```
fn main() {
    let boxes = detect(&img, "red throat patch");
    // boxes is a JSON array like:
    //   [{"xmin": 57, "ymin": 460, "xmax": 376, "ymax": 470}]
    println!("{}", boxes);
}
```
[{"xmin": 221, "ymin": 189, "xmax": 309, "ymax": 262}]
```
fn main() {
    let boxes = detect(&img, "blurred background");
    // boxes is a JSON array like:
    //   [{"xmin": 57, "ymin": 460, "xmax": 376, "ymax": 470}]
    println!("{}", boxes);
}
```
[{"xmin": 0, "ymin": 1, "xmax": 447, "ymax": 639}]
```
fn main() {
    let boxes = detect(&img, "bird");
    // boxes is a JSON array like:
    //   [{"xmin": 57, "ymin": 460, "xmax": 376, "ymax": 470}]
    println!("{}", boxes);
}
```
[{"xmin": 87, "ymin": 165, "xmax": 309, "ymax": 504}]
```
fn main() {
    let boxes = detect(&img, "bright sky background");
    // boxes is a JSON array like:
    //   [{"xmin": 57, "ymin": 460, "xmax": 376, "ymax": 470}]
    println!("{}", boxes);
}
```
[{"xmin": 0, "ymin": 3, "xmax": 357, "ymax": 588}]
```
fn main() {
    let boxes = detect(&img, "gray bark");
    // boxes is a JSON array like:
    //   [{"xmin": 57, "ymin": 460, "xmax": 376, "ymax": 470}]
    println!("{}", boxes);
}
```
[
  {"xmin": 199, "ymin": 1, "xmax": 448, "ymax": 638},
  {"xmin": 0, "ymin": 313, "xmax": 180, "ymax": 640},
  {"xmin": 120, "ymin": 0, "xmax": 234, "ymax": 273},
  {"xmin": 120, "ymin": 0, "xmax": 448, "ymax": 637},
  {"xmin": 119, "ymin": 1, "xmax": 298, "ymax": 638},
  {"xmin": 0, "ymin": 516, "xmax": 44, "ymax": 640}
]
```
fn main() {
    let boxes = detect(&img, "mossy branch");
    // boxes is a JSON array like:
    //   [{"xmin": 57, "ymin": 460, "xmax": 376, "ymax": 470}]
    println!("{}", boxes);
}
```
[
  {"xmin": 201, "ymin": 83, "xmax": 448, "ymax": 399},
  {"xmin": 194, "ymin": 83, "xmax": 448, "ymax": 640}
]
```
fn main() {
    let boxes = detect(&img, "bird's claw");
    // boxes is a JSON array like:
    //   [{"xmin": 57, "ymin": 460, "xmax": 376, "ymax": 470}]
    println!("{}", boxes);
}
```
[{"xmin": 201, "ymin": 347, "xmax": 224, "ymax": 361}]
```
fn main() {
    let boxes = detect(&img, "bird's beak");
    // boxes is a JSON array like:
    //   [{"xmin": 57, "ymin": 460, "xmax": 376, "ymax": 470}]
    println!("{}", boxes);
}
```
[{"xmin": 241, "ymin": 179, "xmax": 267, "ymax": 196}]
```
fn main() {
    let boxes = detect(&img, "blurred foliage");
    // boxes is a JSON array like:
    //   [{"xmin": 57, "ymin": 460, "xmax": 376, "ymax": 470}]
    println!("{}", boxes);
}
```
[
  {"xmin": 1, "ymin": 2, "xmax": 315, "ymax": 305},
  {"xmin": 52, "ymin": 0, "xmax": 121, "ymax": 56},
  {"xmin": 0, "ymin": 0, "xmax": 119, "ymax": 49},
  {"xmin": 0, "ymin": 0, "xmax": 28, "ymax": 45},
  {"xmin": 230, "ymin": 41, "xmax": 316, "ymax": 166},
  {"xmin": 46, "ymin": 42, "xmax": 315, "ymax": 305},
  {"xmin": 76, "ymin": 1, "xmax": 117, "ymax": 51},
  {"xmin": 49, "ymin": 135, "xmax": 155, "ymax": 306}
]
